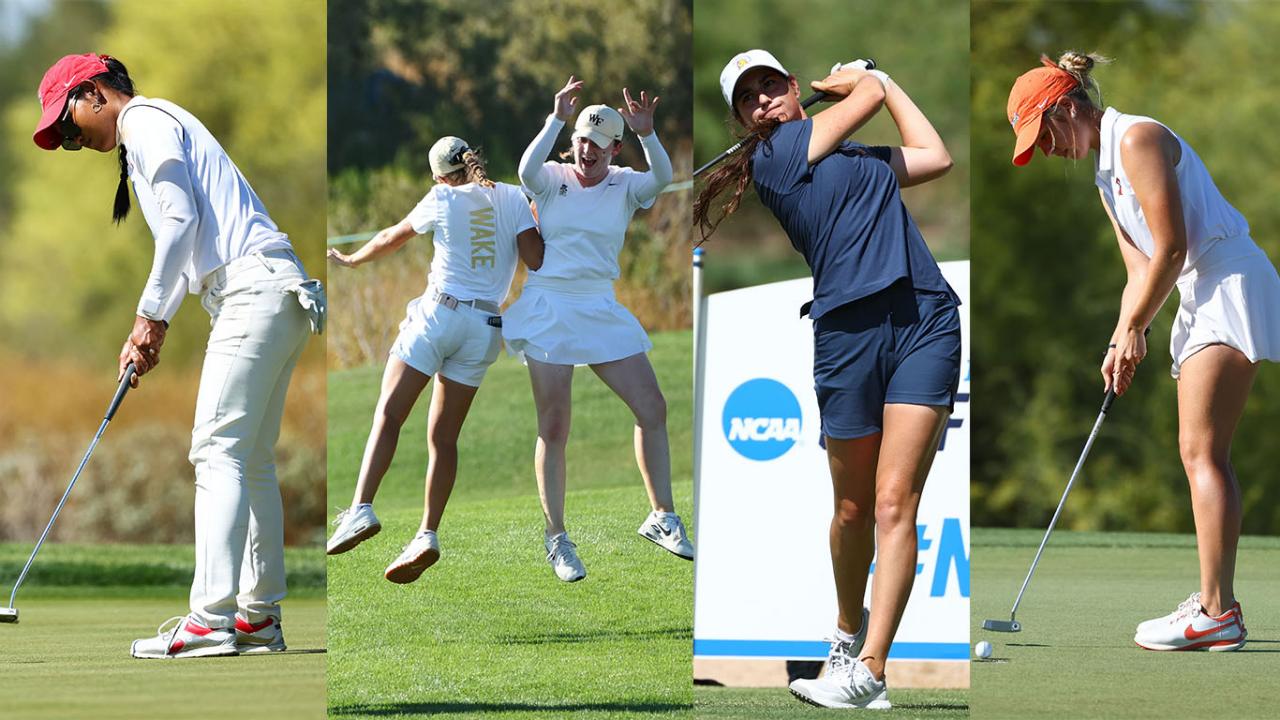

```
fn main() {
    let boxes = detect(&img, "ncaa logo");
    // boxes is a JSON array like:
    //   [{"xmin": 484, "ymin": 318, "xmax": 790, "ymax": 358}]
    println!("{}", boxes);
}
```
[{"xmin": 722, "ymin": 378, "xmax": 802, "ymax": 461}]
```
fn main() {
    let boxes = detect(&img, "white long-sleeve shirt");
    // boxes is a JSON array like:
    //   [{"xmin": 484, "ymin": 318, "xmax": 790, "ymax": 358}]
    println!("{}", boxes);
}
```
[
  {"xmin": 517, "ymin": 115, "xmax": 672, "ymax": 283},
  {"xmin": 118, "ymin": 96, "xmax": 292, "ymax": 322}
]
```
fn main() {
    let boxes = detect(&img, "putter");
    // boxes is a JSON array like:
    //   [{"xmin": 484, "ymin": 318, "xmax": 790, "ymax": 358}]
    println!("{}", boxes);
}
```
[
  {"xmin": 693, "ymin": 58, "xmax": 876, "ymax": 178},
  {"xmin": 984, "ymin": 334, "xmax": 1145, "ymax": 633},
  {"xmin": 1, "ymin": 363, "xmax": 138, "ymax": 624}
]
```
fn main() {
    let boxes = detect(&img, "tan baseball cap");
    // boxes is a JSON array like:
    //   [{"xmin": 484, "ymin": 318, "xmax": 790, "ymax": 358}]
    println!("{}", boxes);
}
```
[
  {"xmin": 720, "ymin": 49, "xmax": 789, "ymax": 107},
  {"xmin": 429, "ymin": 136, "xmax": 469, "ymax": 176},
  {"xmin": 572, "ymin": 105, "xmax": 624, "ymax": 149}
]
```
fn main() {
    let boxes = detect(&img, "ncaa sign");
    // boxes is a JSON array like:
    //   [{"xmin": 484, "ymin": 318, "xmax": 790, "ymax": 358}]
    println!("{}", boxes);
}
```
[{"xmin": 721, "ymin": 378, "xmax": 802, "ymax": 461}]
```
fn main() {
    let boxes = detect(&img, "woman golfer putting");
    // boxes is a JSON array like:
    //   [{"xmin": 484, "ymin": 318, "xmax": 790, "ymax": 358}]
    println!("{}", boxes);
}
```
[
  {"xmin": 1007, "ymin": 52, "xmax": 1280, "ymax": 651},
  {"xmin": 693, "ymin": 51, "xmax": 961, "ymax": 709},
  {"xmin": 505, "ymin": 77, "xmax": 694, "ymax": 583},
  {"xmin": 32, "ymin": 53, "xmax": 323, "ymax": 658},
  {"xmin": 326, "ymin": 137, "xmax": 543, "ymax": 583}
]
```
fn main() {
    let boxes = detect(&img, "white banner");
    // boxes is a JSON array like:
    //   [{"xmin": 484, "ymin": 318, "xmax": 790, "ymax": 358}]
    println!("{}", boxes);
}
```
[{"xmin": 693, "ymin": 262, "xmax": 970, "ymax": 662}]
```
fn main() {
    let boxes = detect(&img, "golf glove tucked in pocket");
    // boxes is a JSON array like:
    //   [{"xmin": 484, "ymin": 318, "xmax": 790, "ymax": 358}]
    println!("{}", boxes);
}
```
[{"xmin": 285, "ymin": 279, "xmax": 327, "ymax": 335}]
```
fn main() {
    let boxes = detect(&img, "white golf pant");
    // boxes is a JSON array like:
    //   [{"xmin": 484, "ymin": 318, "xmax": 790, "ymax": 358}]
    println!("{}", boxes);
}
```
[{"xmin": 188, "ymin": 250, "xmax": 310, "ymax": 629}]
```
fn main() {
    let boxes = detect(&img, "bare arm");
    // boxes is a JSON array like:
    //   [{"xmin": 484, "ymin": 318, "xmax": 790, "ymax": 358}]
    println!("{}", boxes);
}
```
[
  {"xmin": 806, "ymin": 69, "xmax": 886, "ymax": 164},
  {"xmin": 327, "ymin": 220, "xmax": 416, "ymax": 267},
  {"xmin": 1098, "ymin": 187, "xmax": 1149, "ymax": 393},
  {"xmin": 879, "ymin": 77, "xmax": 953, "ymax": 188},
  {"xmin": 516, "ymin": 226, "xmax": 544, "ymax": 271},
  {"xmin": 1109, "ymin": 122, "xmax": 1186, "ymax": 395}
]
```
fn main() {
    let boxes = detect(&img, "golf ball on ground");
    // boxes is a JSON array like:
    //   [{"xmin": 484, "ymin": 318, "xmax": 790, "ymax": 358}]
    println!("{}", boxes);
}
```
[{"xmin": 974, "ymin": 640, "xmax": 993, "ymax": 658}]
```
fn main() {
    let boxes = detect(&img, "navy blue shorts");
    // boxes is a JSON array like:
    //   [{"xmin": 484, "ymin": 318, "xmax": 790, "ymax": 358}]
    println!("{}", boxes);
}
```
[{"xmin": 812, "ymin": 282, "xmax": 961, "ymax": 439}]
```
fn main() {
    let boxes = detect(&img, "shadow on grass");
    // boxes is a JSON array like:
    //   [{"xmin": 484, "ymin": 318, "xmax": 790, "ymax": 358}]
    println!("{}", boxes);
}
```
[
  {"xmin": 504, "ymin": 626, "xmax": 692, "ymax": 645},
  {"xmin": 895, "ymin": 704, "xmax": 969, "ymax": 711},
  {"xmin": 330, "ymin": 701, "xmax": 693, "ymax": 716}
]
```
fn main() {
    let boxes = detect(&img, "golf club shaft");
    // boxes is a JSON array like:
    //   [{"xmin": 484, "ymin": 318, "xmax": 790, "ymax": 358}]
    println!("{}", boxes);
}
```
[
  {"xmin": 693, "ymin": 92, "xmax": 828, "ymax": 178},
  {"xmin": 693, "ymin": 59, "xmax": 876, "ymax": 178},
  {"xmin": 1006, "ymin": 388, "xmax": 1117, "ymax": 621},
  {"xmin": 5, "ymin": 364, "xmax": 136, "ymax": 609}
]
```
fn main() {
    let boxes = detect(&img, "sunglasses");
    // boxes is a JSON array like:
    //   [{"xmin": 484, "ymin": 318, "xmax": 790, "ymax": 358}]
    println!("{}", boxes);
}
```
[{"xmin": 56, "ymin": 94, "xmax": 83, "ymax": 151}]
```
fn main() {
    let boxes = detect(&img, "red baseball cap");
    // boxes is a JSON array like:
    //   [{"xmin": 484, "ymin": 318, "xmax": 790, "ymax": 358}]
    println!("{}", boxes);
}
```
[
  {"xmin": 32, "ymin": 53, "xmax": 111, "ymax": 150},
  {"xmin": 1007, "ymin": 58, "xmax": 1079, "ymax": 166}
]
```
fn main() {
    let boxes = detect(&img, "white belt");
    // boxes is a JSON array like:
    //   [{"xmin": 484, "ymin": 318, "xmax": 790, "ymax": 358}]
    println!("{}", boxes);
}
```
[{"xmin": 431, "ymin": 287, "xmax": 501, "ymax": 315}]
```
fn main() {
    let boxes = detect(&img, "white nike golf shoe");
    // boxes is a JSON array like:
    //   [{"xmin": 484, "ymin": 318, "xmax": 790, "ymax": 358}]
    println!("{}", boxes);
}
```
[
  {"xmin": 789, "ymin": 610, "xmax": 884, "ymax": 709},
  {"xmin": 235, "ymin": 615, "xmax": 286, "ymax": 653},
  {"xmin": 384, "ymin": 530, "xmax": 441, "ymax": 584},
  {"xmin": 326, "ymin": 504, "xmax": 381, "ymax": 555},
  {"xmin": 1134, "ymin": 593, "xmax": 1246, "ymax": 651},
  {"xmin": 545, "ymin": 531, "xmax": 586, "ymax": 582},
  {"xmin": 130, "ymin": 615, "xmax": 238, "ymax": 659},
  {"xmin": 790, "ymin": 656, "xmax": 891, "ymax": 710},
  {"xmin": 637, "ymin": 511, "xmax": 695, "ymax": 560}
]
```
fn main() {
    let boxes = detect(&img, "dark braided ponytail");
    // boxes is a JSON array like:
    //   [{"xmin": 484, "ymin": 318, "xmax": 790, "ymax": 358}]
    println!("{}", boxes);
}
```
[{"xmin": 91, "ymin": 56, "xmax": 136, "ymax": 223}]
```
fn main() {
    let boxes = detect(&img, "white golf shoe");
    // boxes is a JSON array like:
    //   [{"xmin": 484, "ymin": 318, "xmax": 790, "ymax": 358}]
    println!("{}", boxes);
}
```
[
  {"xmin": 637, "ymin": 511, "xmax": 695, "ymax": 560},
  {"xmin": 235, "ymin": 615, "xmax": 286, "ymax": 653},
  {"xmin": 130, "ymin": 615, "xmax": 238, "ymax": 659},
  {"xmin": 326, "ymin": 504, "xmax": 381, "ymax": 555},
  {"xmin": 384, "ymin": 530, "xmax": 441, "ymax": 584},
  {"xmin": 545, "ymin": 532, "xmax": 586, "ymax": 582},
  {"xmin": 1134, "ymin": 593, "xmax": 1246, "ymax": 651},
  {"xmin": 790, "ymin": 655, "xmax": 891, "ymax": 710}
]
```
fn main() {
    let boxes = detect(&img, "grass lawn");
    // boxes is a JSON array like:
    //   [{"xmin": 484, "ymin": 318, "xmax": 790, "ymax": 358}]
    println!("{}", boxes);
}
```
[
  {"xmin": 0, "ymin": 543, "xmax": 326, "ymax": 719},
  {"xmin": 694, "ymin": 687, "xmax": 969, "ymax": 719},
  {"xmin": 327, "ymin": 330, "xmax": 694, "ymax": 719},
  {"xmin": 971, "ymin": 528, "xmax": 1280, "ymax": 719}
]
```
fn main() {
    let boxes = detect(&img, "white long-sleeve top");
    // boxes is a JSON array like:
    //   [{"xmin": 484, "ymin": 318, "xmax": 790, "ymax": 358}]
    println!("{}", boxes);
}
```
[
  {"xmin": 517, "ymin": 115, "xmax": 672, "ymax": 283},
  {"xmin": 117, "ymin": 96, "xmax": 292, "ymax": 322}
]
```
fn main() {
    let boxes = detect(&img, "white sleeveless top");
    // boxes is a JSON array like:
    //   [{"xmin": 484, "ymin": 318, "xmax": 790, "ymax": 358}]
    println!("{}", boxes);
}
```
[{"xmin": 1095, "ymin": 107, "xmax": 1250, "ymax": 280}]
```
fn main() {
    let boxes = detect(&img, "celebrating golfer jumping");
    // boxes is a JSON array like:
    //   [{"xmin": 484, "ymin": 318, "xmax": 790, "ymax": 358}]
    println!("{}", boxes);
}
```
[
  {"xmin": 504, "ymin": 76, "xmax": 694, "ymax": 582},
  {"xmin": 32, "ymin": 53, "xmax": 324, "ymax": 659},
  {"xmin": 693, "ymin": 51, "xmax": 960, "ymax": 709},
  {"xmin": 1007, "ymin": 52, "xmax": 1280, "ymax": 651},
  {"xmin": 326, "ymin": 137, "xmax": 543, "ymax": 583}
]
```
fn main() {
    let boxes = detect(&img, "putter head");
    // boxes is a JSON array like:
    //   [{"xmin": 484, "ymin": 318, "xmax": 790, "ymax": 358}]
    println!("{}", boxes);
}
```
[
  {"xmin": 0, "ymin": 607, "xmax": 18, "ymax": 623},
  {"xmin": 982, "ymin": 618, "xmax": 1020, "ymax": 633}
]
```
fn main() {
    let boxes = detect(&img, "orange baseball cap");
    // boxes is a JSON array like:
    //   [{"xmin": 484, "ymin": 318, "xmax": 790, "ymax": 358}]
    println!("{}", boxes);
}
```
[{"xmin": 1007, "ymin": 58, "xmax": 1079, "ymax": 166}]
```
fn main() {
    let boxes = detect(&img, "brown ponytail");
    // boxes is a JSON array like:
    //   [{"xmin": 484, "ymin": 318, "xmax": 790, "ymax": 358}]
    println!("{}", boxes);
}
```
[
  {"xmin": 692, "ymin": 117, "xmax": 779, "ymax": 243},
  {"xmin": 462, "ymin": 148, "xmax": 494, "ymax": 188}
]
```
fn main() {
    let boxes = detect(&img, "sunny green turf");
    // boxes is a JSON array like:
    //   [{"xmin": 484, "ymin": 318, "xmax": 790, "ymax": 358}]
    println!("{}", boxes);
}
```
[
  {"xmin": 972, "ymin": 528, "xmax": 1280, "ymax": 719},
  {"xmin": 327, "ymin": 330, "xmax": 692, "ymax": 506},
  {"xmin": 0, "ymin": 599, "xmax": 325, "ymax": 719},
  {"xmin": 694, "ymin": 687, "xmax": 968, "ymax": 719},
  {"xmin": 327, "ymin": 330, "xmax": 694, "ymax": 719}
]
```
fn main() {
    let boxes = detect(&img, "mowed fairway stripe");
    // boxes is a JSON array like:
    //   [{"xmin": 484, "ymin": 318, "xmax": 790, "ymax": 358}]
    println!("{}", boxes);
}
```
[
  {"xmin": 971, "ymin": 528, "xmax": 1280, "ymax": 719},
  {"xmin": 327, "ymin": 330, "xmax": 694, "ymax": 718},
  {"xmin": 0, "ymin": 596, "xmax": 326, "ymax": 720}
]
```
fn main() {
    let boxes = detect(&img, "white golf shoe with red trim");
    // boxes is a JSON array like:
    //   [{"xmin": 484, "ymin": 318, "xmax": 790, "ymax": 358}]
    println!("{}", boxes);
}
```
[
  {"xmin": 235, "ymin": 615, "xmax": 286, "ymax": 653},
  {"xmin": 1134, "ymin": 593, "xmax": 1246, "ymax": 651},
  {"xmin": 130, "ymin": 615, "xmax": 238, "ymax": 659}
]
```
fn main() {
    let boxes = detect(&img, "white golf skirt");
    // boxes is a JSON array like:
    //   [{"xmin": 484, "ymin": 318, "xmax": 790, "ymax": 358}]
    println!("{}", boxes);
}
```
[
  {"xmin": 1170, "ymin": 237, "xmax": 1280, "ymax": 377},
  {"xmin": 502, "ymin": 277, "xmax": 652, "ymax": 366}
]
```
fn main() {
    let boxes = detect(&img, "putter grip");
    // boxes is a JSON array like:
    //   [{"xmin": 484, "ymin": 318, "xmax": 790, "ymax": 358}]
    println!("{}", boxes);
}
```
[
  {"xmin": 106, "ymin": 363, "xmax": 137, "ymax": 421},
  {"xmin": 1101, "ymin": 387, "xmax": 1117, "ymax": 414}
]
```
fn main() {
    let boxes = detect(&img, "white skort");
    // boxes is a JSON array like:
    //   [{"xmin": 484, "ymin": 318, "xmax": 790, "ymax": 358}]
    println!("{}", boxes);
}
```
[
  {"xmin": 1170, "ymin": 237, "xmax": 1280, "ymax": 377},
  {"xmin": 391, "ymin": 295, "xmax": 502, "ymax": 387},
  {"xmin": 502, "ymin": 278, "xmax": 652, "ymax": 366}
]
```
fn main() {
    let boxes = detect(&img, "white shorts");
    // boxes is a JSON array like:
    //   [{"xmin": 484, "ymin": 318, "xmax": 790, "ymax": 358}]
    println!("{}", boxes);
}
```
[
  {"xmin": 391, "ymin": 296, "xmax": 502, "ymax": 387},
  {"xmin": 502, "ymin": 279, "xmax": 652, "ymax": 366},
  {"xmin": 1170, "ymin": 238, "xmax": 1280, "ymax": 378}
]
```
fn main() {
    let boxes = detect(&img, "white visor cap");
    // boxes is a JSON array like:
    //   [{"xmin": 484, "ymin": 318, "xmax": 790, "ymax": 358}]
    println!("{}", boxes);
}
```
[
  {"xmin": 720, "ymin": 49, "xmax": 789, "ymax": 107},
  {"xmin": 429, "ymin": 136, "xmax": 469, "ymax": 176},
  {"xmin": 572, "ymin": 105, "xmax": 625, "ymax": 149}
]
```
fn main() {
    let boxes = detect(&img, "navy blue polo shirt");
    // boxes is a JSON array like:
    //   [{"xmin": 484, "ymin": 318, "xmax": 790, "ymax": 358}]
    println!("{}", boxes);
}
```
[{"xmin": 752, "ymin": 118, "xmax": 954, "ymax": 319}]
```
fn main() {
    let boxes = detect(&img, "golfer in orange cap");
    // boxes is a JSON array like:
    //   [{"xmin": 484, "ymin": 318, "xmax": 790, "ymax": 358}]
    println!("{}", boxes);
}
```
[{"xmin": 1008, "ymin": 51, "xmax": 1280, "ymax": 651}]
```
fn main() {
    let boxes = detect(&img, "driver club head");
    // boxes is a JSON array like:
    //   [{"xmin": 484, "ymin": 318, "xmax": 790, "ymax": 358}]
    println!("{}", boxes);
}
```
[
  {"xmin": 982, "ymin": 618, "xmax": 1020, "ymax": 633},
  {"xmin": 0, "ymin": 607, "xmax": 18, "ymax": 624}
]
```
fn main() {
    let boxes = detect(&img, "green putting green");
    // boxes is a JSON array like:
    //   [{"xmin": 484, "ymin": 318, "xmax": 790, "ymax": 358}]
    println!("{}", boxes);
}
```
[
  {"xmin": 327, "ymin": 330, "xmax": 694, "ymax": 719},
  {"xmin": 0, "ymin": 545, "xmax": 325, "ymax": 720},
  {"xmin": 972, "ymin": 528, "xmax": 1280, "ymax": 719}
]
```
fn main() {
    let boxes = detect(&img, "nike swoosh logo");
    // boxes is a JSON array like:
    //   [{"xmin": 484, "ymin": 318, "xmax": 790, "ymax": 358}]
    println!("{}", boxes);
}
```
[{"xmin": 1185, "ymin": 620, "xmax": 1238, "ymax": 640}]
